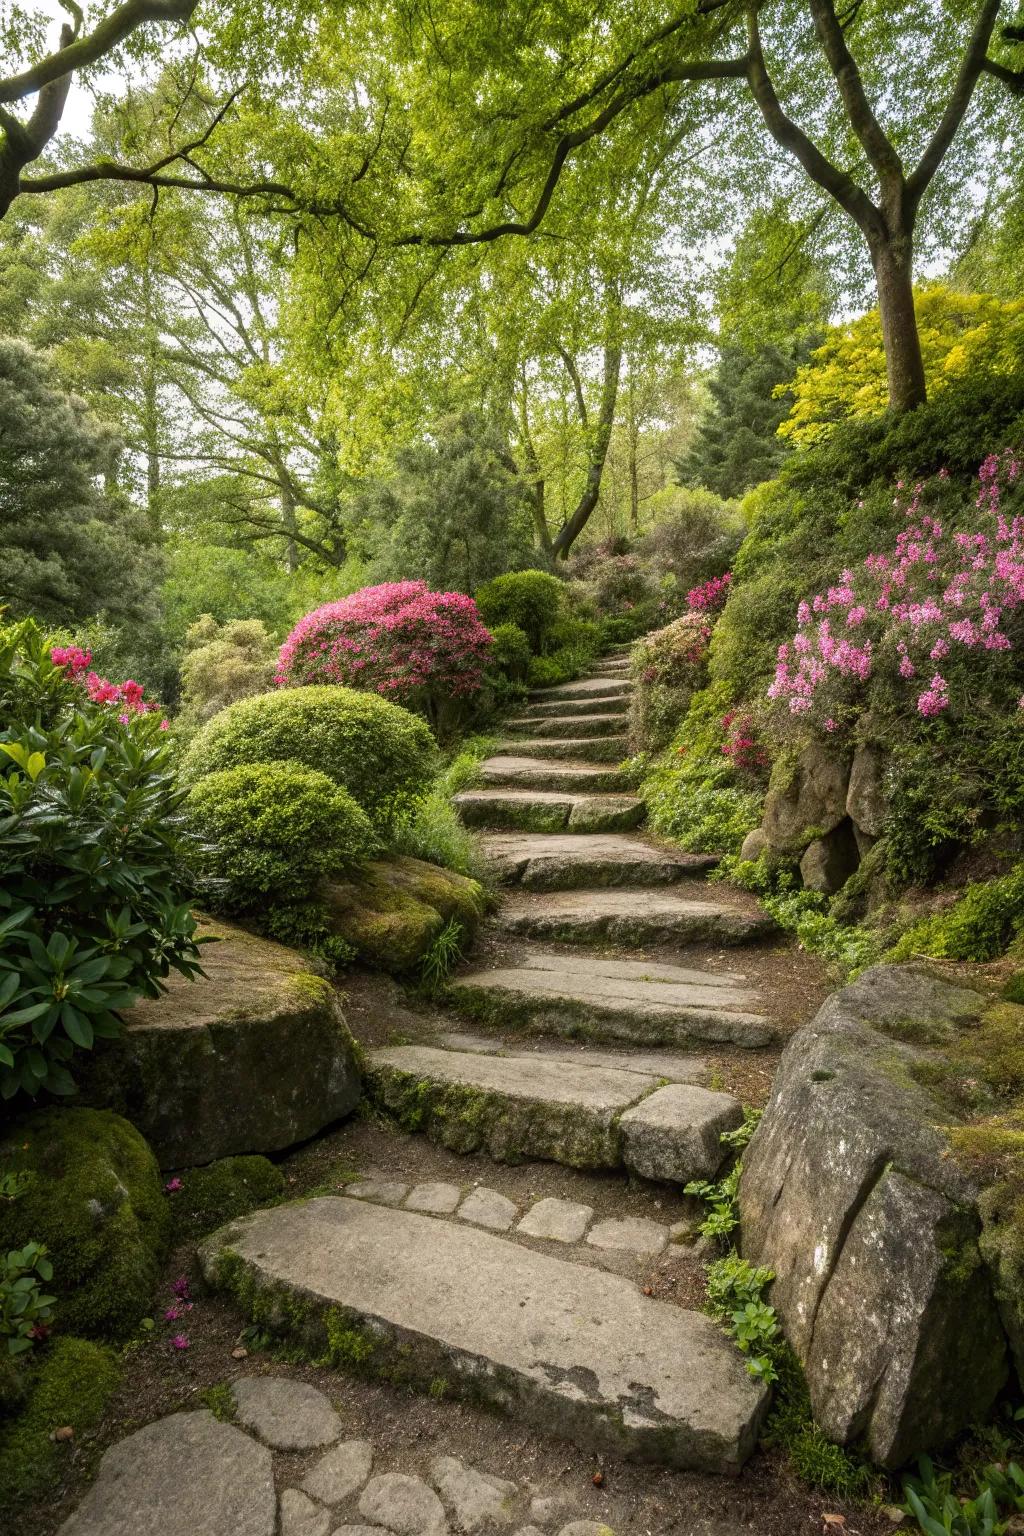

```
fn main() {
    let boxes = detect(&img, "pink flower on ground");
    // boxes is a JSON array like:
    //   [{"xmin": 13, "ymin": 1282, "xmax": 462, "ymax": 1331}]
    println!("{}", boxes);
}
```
[
  {"xmin": 164, "ymin": 1177, "xmax": 182, "ymax": 1194},
  {"xmin": 170, "ymin": 1335, "xmax": 190, "ymax": 1351}
]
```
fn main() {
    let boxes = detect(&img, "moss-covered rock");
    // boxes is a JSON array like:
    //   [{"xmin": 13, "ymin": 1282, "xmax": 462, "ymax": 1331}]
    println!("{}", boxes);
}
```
[
  {"xmin": 171, "ymin": 1156, "xmax": 286, "ymax": 1241},
  {"xmin": 77, "ymin": 917, "xmax": 361, "ymax": 1168},
  {"xmin": 0, "ymin": 1337, "xmax": 120, "ymax": 1506},
  {"xmin": 325, "ymin": 856, "xmax": 485, "ymax": 972},
  {"xmin": 0, "ymin": 1108, "xmax": 168, "ymax": 1340}
]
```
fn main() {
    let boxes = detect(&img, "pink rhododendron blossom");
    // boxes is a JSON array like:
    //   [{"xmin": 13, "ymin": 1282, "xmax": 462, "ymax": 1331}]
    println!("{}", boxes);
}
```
[
  {"xmin": 687, "ymin": 572, "xmax": 732, "ymax": 612},
  {"xmin": 768, "ymin": 451, "xmax": 1024, "ymax": 726},
  {"xmin": 276, "ymin": 582, "xmax": 493, "ymax": 713},
  {"xmin": 52, "ymin": 648, "xmax": 161, "ymax": 718},
  {"xmin": 170, "ymin": 1335, "xmax": 190, "ymax": 1350}
]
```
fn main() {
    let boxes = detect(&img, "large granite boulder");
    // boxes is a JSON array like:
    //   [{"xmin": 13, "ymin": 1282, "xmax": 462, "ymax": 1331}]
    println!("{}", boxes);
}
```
[
  {"xmin": 78, "ymin": 919, "xmax": 360, "ymax": 1168},
  {"xmin": 846, "ymin": 743, "xmax": 887, "ymax": 839},
  {"xmin": 739, "ymin": 964, "xmax": 1010, "ymax": 1466},
  {"xmin": 761, "ymin": 742, "xmax": 851, "ymax": 854},
  {"xmin": 325, "ymin": 855, "xmax": 486, "ymax": 973}
]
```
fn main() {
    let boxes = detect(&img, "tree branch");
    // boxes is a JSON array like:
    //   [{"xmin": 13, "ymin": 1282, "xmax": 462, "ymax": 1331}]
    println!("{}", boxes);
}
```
[
  {"xmin": 744, "ymin": 4, "xmax": 881, "ymax": 240},
  {"xmin": 906, "ymin": 0, "xmax": 1002, "ymax": 212},
  {"xmin": 0, "ymin": 0, "xmax": 197, "ymax": 104},
  {"xmin": 806, "ymin": 0, "xmax": 903, "ymax": 181}
]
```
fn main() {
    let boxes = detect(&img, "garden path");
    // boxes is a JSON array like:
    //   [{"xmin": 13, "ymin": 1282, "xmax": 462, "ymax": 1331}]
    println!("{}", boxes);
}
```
[{"xmin": 53, "ymin": 654, "xmax": 869, "ymax": 1536}]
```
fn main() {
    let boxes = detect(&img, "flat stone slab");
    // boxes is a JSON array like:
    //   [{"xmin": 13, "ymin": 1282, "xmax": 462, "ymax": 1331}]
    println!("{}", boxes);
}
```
[
  {"xmin": 77, "ymin": 917, "xmax": 361, "ymax": 1168},
  {"xmin": 430, "ymin": 1455, "xmax": 516, "ymax": 1531},
  {"xmin": 517, "ymin": 1197, "xmax": 593, "ymax": 1243},
  {"xmin": 587, "ymin": 1216, "xmax": 669, "ymax": 1258},
  {"xmin": 481, "ymin": 833, "xmax": 715, "ymax": 890},
  {"xmin": 620, "ymin": 1085, "xmax": 744, "ymax": 1184},
  {"xmin": 450, "ymin": 952, "xmax": 776, "ymax": 1049},
  {"xmin": 499, "ymin": 887, "xmax": 771, "ymax": 946},
  {"xmin": 201, "ymin": 1198, "xmax": 767, "ymax": 1472},
  {"xmin": 57, "ymin": 1410, "xmax": 276, "ymax": 1536},
  {"xmin": 521, "ymin": 694, "xmax": 630, "ymax": 719},
  {"xmin": 280, "ymin": 1489, "xmax": 330, "ymax": 1536},
  {"xmin": 531, "ymin": 677, "xmax": 631, "ymax": 699},
  {"xmin": 435, "ymin": 1034, "xmax": 708, "ymax": 1083},
  {"xmin": 300, "ymin": 1439, "xmax": 374, "ymax": 1504},
  {"xmin": 231, "ymin": 1376, "xmax": 341, "ymax": 1451},
  {"xmin": 504, "ymin": 713, "xmax": 627, "ymax": 740},
  {"xmin": 358, "ymin": 1472, "xmax": 447, "ymax": 1534},
  {"xmin": 347, "ymin": 1178, "xmax": 409, "ymax": 1206},
  {"xmin": 493, "ymin": 735, "xmax": 628, "ymax": 764},
  {"xmin": 366, "ymin": 1045, "xmax": 659, "ymax": 1168},
  {"xmin": 480, "ymin": 756, "xmax": 631, "ymax": 794},
  {"xmin": 454, "ymin": 789, "xmax": 644, "ymax": 835},
  {"xmin": 458, "ymin": 1186, "xmax": 518, "ymax": 1229},
  {"xmin": 405, "ymin": 1180, "xmax": 462, "ymax": 1214}
]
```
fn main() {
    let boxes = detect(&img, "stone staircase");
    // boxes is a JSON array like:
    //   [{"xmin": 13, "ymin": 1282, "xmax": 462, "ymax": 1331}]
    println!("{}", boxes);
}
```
[{"xmin": 202, "ymin": 648, "xmax": 781, "ymax": 1484}]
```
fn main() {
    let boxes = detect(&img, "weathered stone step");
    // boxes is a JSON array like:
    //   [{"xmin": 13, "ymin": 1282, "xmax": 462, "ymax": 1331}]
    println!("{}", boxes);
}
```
[
  {"xmin": 453, "ymin": 788, "xmax": 645, "ymax": 834},
  {"xmin": 201, "ymin": 1198, "xmax": 767, "ymax": 1473},
  {"xmin": 479, "ymin": 754, "xmax": 631, "ymax": 794},
  {"xmin": 531, "ymin": 676, "xmax": 631, "ymax": 700},
  {"xmin": 521, "ymin": 693, "xmax": 629, "ymax": 719},
  {"xmin": 505, "ymin": 712, "xmax": 627, "ymax": 739},
  {"xmin": 506, "ymin": 712, "xmax": 629, "ymax": 743},
  {"xmin": 500, "ymin": 887, "xmax": 774, "ymax": 947},
  {"xmin": 481, "ymin": 831, "xmax": 716, "ymax": 889},
  {"xmin": 493, "ymin": 734, "xmax": 629, "ymax": 763},
  {"xmin": 366, "ymin": 1042, "xmax": 742, "ymax": 1182},
  {"xmin": 592, "ymin": 660, "xmax": 630, "ymax": 674},
  {"xmin": 450, "ymin": 951, "xmax": 776, "ymax": 1047}
]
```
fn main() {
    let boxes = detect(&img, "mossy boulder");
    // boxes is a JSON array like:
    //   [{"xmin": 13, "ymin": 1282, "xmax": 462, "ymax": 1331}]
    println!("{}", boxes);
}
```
[
  {"xmin": 325, "ymin": 856, "xmax": 486, "ymax": 972},
  {"xmin": 0, "ymin": 1108, "xmax": 168, "ymax": 1341},
  {"xmin": 740, "ymin": 964, "xmax": 1012, "ymax": 1467},
  {"xmin": 0, "ymin": 1338, "xmax": 120, "ymax": 1506},
  {"xmin": 761, "ymin": 741, "xmax": 852, "ymax": 855},
  {"xmin": 170, "ymin": 1155, "xmax": 286, "ymax": 1241},
  {"xmin": 77, "ymin": 917, "xmax": 361, "ymax": 1168}
]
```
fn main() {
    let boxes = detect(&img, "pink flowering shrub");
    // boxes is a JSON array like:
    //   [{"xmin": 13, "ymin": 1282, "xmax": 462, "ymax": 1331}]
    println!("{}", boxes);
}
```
[
  {"xmin": 629, "ymin": 613, "xmax": 715, "ymax": 752},
  {"xmin": 687, "ymin": 572, "xmax": 732, "ymax": 612},
  {"xmin": 276, "ymin": 582, "xmax": 493, "ymax": 731},
  {"xmin": 51, "ymin": 645, "xmax": 168, "ymax": 728},
  {"xmin": 720, "ymin": 710, "xmax": 770, "ymax": 775},
  {"xmin": 768, "ymin": 452, "xmax": 1024, "ymax": 730}
]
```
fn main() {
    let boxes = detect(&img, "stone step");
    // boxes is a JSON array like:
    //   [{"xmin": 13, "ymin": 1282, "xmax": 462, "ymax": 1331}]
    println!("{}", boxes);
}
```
[
  {"xmin": 479, "ymin": 754, "xmax": 631, "ymax": 794},
  {"xmin": 201, "ymin": 1198, "xmax": 767, "ymax": 1473},
  {"xmin": 504, "ymin": 712, "xmax": 628, "ymax": 739},
  {"xmin": 531, "ymin": 676, "xmax": 632, "ymax": 701},
  {"xmin": 493, "ymin": 734, "xmax": 629, "ymax": 763},
  {"xmin": 481, "ymin": 831, "xmax": 716, "ymax": 889},
  {"xmin": 365, "ymin": 1043, "xmax": 742, "ymax": 1183},
  {"xmin": 449, "ymin": 951, "xmax": 776, "ymax": 1047},
  {"xmin": 521, "ymin": 694, "xmax": 629, "ymax": 719},
  {"xmin": 453, "ymin": 788, "xmax": 645, "ymax": 834},
  {"xmin": 592, "ymin": 659, "xmax": 630, "ymax": 674},
  {"xmin": 500, "ymin": 886, "xmax": 775, "ymax": 947}
]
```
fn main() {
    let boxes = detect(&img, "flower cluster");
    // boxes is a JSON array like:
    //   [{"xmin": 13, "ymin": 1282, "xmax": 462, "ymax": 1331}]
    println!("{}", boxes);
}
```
[
  {"xmin": 51, "ymin": 645, "xmax": 168, "ymax": 728},
  {"xmin": 720, "ymin": 710, "xmax": 770, "ymax": 774},
  {"xmin": 687, "ymin": 572, "xmax": 732, "ymax": 612},
  {"xmin": 768, "ymin": 452, "xmax": 1024, "ymax": 724},
  {"xmin": 276, "ymin": 582, "xmax": 493, "ymax": 710}
]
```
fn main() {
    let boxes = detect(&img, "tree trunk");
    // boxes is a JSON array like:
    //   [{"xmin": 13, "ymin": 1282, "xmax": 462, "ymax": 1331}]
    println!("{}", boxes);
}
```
[{"xmin": 871, "ymin": 235, "xmax": 927, "ymax": 413}]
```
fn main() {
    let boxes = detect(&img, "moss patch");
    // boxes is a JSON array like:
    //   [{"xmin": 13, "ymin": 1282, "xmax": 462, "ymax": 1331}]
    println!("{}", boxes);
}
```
[
  {"xmin": 0, "ymin": 1108, "xmax": 169, "ymax": 1339},
  {"xmin": 0, "ymin": 1337, "xmax": 120, "ymax": 1506},
  {"xmin": 326, "ymin": 856, "xmax": 485, "ymax": 972},
  {"xmin": 170, "ymin": 1156, "xmax": 286, "ymax": 1242}
]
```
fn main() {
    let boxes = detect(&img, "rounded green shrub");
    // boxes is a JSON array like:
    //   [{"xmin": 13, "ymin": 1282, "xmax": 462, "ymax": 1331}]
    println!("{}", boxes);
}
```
[
  {"xmin": 188, "ymin": 762, "xmax": 379, "ymax": 907},
  {"xmin": 475, "ymin": 570, "xmax": 565, "ymax": 653},
  {"xmin": 180, "ymin": 685, "xmax": 436, "ymax": 827},
  {"xmin": 0, "ymin": 1108, "xmax": 169, "ymax": 1340},
  {"xmin": 488, "ymin": 622, "xmax": 531, "ymax": 682}
]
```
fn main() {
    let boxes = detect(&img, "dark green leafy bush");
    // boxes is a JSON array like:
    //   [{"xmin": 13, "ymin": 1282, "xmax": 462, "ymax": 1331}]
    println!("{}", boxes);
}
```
[
  {"xmin": 0, "ymin": 618, "xmax": 202, "ymax": 1100},
  {"xmin": 475, "ymin": 570, "xmax": 566, "ymax": 653},
  {"xmin": 188, "ymin": 762, "xmax": 379, "ymax": 908},
  {"xmin": 180, "ymin": 685, "xmax": 436, "ymax": 828},
  {"xmin": 642, "ymin": 684, "xmax": 764, "ymax": 855}
]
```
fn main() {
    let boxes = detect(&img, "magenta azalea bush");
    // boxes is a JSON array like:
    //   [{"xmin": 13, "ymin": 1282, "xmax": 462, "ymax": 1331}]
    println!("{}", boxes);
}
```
[
  {"xmin": 276, "ymin": 581, "xmax": 493, "ymax": 729},
  {"xmin": 687, "ymin": 571, "xmax": 732, "ymax": 612},
  {"xmin": 768, "ymin": 451, "xmax": 1024, "ymax": 730}
]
